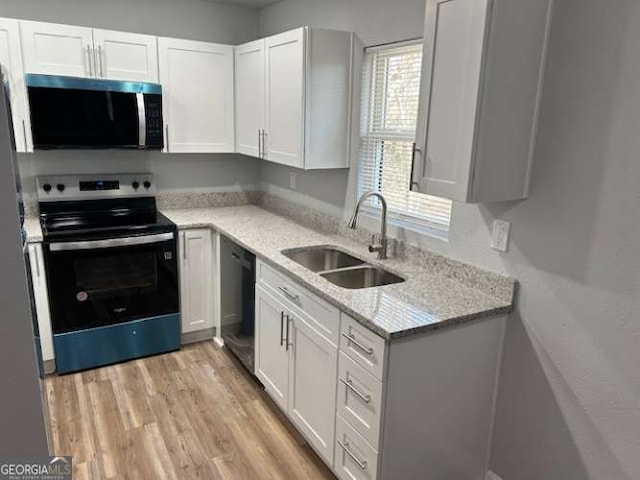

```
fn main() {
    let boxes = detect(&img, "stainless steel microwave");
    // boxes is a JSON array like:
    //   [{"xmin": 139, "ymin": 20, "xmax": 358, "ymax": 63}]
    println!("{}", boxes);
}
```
[{"xmin": 25, "ymin": 74, "xmax": 163, "ymax": 150}]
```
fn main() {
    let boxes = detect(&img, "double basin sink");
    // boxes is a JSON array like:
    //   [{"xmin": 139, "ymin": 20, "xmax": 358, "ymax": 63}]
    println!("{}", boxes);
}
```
[{"xmin": 282, "ymin": 246, "xmax": 404, "ymax": 290}]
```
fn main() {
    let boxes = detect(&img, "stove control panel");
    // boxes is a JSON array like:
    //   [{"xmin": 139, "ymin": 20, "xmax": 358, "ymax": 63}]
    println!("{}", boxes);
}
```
[{"xmin": 37, "ymin": 174, "xmax": 156, "ymax": 202}]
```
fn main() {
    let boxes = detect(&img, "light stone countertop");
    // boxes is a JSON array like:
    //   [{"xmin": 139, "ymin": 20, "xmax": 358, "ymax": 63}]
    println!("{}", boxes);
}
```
[
  {"xmin": 162, "ymin": 205, "xmax": 515, "ymax": 340},
  {"xmin": 23, "ymin": 217, "xmax": 43, "ymax": 243}
]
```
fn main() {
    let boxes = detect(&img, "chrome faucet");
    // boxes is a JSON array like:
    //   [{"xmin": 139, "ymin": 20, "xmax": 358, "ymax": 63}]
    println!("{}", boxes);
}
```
[{"xmin": 348, "ymin": 191, "xmax": 389, "ymax": 260}]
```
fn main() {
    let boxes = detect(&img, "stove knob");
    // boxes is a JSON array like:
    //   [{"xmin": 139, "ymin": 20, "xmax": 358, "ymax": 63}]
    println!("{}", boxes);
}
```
[
  {"xmin": 42, "ymin": 183, "xmax": 52, "ymax": 193},
  {"xmin": 143, "ymin": 181, "xmax": 151, "ymax": 189},
  {"xmin": 56, "ymin": 184, "xmax": 66, "ymax": 192},
  {"xmin": 132, "ymin": 181, "xmax": 140, "ymax": 189}
]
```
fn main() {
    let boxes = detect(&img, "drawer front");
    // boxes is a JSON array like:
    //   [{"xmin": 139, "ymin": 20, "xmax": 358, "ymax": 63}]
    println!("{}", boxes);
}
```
[
  {"xmin": 257, "ymin": 260, "xmax": 340, "ymax": 344},
  {"xmin": 340, "ymin": 313, "xmax": 386, "ymax": 380},
  {"xmin": 337, "ymin": 352, "xmax": 382, "ymax": 449},
  {"xmin": 335, "ymin": 415, "xmax": 379, "ymax": 480}
]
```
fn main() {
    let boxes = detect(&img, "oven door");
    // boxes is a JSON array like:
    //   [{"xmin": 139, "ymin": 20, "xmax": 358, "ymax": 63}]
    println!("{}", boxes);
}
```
[{"xmin": 44, "ymin": 232, "xmax": 178, "ymax": 334}]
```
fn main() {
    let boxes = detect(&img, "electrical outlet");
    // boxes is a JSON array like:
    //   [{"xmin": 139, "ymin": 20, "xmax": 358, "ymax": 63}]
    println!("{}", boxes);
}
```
[
  {"xmin": 289, "ymin": 172, "xmax": 296, "ymax": 190},
  {"xmin": 491, "ymin": 220, "xmax": 511, "ymax": 252}
]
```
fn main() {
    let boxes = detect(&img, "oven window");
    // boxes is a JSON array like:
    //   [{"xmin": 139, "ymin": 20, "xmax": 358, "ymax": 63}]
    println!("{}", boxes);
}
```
[{"xmin": 75, "ymin": 252, "xmax": 157, "ymax": 299}]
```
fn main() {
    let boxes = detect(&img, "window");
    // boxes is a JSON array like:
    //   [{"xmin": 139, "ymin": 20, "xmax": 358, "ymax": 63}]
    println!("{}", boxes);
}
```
[{"xmin": 358, "ymin": 41, "xmax": 452, "ymax": 237}]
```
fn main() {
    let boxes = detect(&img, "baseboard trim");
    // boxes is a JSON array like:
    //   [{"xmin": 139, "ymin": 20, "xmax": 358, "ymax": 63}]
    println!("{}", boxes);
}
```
[
  {"xmin": 181, "ymin": 328, "xmax": 215, "ymax": 345},
  {"xmin": 487, "ymin": 471, "xmax": 505, "ymax": 480}
]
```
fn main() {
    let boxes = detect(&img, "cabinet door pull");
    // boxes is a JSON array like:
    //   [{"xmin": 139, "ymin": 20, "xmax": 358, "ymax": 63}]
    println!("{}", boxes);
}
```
[
  {"xmin": 339, "ymin": 377, "xmax": 371, "ymax": 404},
  {"xmin": 98, "ymin": 45, "xmax": 104, "ymax": 77},
  {"xmin": 337, "ymin": 440, "xmax": 367, "ymax": 470},
  {"xmin": 258, "ymin": 129, "xmax": 262, "ymax": 158},
  {"xmin": 280, "ymin": 311, "xmax": 285, "ymax": 346},
  {"xmin": 285, "ymin": 315, "xmax": 291, "ymax": 351},
  {"xmin": 277, "ymin": 285, "xmax": 299, "ymax": 303},
  {"xmin": 165, "ymin": 125, "xmax": 170, "ymax": 152},
  {"xmin": 182, "ymin": 232, "xmax": 187, "ymax": 260},
  {"xmin": 341, "ymin": 332, "xmax": 374, "ymax": 355},
  {"xmin": 262, "ymin": 131, "xmax": 268, "ymax": 159},
  {"xmin": 32, "ymin": 246, "xmax": 40, "ymax": 278},
  {"xmin": 410, "ymin": 142, "xmax": 422, "ymax": 189},
  {"xmin": 85, "ymin": 45, "xmax": 93, "ymax": 76},
  {"xmin": 22, "ymin": 120, "xmax": 28, "ymax": 151}
]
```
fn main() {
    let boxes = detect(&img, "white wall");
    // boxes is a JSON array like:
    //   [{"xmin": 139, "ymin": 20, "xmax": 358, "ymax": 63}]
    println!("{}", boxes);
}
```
[
  {"xmin": 2, "ymin": 0, "xmax": 261, "ymax": 201},
  {"xmin": 259, "ymin": 0, "xmax": 640, "ymax": 479}
]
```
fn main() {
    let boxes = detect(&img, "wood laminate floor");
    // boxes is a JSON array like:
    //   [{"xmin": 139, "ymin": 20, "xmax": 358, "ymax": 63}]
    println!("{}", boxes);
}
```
[{"xmin": 44, "ymin": 341, "xmax": 336, "ymax": 480}]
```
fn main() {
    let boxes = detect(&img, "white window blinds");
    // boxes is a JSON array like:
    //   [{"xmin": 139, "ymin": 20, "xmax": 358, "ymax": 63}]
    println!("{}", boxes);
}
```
[{"xmin": 358, "ymin": 41, "xmax": 452, "ymax": 236}]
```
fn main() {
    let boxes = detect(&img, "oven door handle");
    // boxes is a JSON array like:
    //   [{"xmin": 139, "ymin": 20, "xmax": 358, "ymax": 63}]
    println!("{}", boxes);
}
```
[{"xmin": 49, "ymin": 232, "xmax": 174, "ymax": 252}]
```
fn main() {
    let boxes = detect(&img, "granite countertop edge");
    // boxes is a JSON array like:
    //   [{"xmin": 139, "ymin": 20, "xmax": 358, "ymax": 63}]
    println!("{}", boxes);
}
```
[{"xmin": 163, "ymin": 208, "xmax": 515, "ymax": 341}]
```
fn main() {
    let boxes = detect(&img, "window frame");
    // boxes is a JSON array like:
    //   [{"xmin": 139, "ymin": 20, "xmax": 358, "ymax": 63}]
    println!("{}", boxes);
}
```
[{"xmin": 357, "ymin": 39, "xmax": 452, "ymax": 240}]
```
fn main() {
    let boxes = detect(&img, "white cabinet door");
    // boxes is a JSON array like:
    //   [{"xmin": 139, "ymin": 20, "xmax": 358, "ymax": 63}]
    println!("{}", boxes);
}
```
[
  {"xmin": 93, "ymin": 29, "xmax": 158, "ymax": 82},
  {"xmin": 158, "ymin": 38, "xmax": 234, "ymax": 153},
  {"xmin": 255, "ymin": 285, "xmax": 290, "ymax": 412},
  {"xmin": 20, "ymin": 21, "xmax": 94, "ymax": 77},
  {"xmin": 179, "ymin": 229, "xmax": 214, "ymax": 334},
  {"xmin": 288, "ymin": 313, "xmax": 338, "ymax": 465},
  {"xmin": 413, "ymin": 0, "xmax": 491, "ymax": 201},
  {"xmin": 235, "ymin": 39, "xmax": 265, "ymax": 158},
  {"xmin": 264, "ymin": 28, "xmax": 305, "ymax": 168},
  {"xmin": 0, "ymin": 17, "xmax": 31, "ymax": 152},
  {"xmin": 28, "ymin": 244, "xmax": 54, "ymax": 363}
]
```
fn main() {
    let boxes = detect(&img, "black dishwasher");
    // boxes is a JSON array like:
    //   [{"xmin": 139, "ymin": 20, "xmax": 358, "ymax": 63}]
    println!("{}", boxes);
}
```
[{"xmin": 220, "ymin": 235, "xmax": 256, "ymax": 373}]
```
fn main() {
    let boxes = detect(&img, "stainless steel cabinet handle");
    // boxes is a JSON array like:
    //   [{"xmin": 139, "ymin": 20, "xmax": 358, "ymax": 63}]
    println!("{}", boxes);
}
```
[
  {"xmin": 98, "ymin": 45, "xmax": 104, "ymax": 77},
  {"xmin": 280, "ymin": 311, "xmax": 285, "ymax": 347},
  {"xmin": 85, "ymin": 45, "xmax": 93, "ymax": 76},
  {"xmin": 165, "ymin": 125, "xmax": 170, "ymax": 152},
  {"xmin": 21, "ymin": 120, "xmax": 28, "ymax": 151},
  {"xmin": 31, "ymin": 246, "xmax": 40, "ymax": 278},
  {"xmin": 182, "ymin": 232, "xmax": 187, "ymax": 260},
  {"xmin": 409, "ymin": 142, "xmax": 421, "ymax": 189},
  {"xmin": 339, "ymin": 377, "xmax": 371, "ymax": 404},
  {"xmin": 285, "ymin": 315, "xmax": 291, "ymax": 351},
  {"xmin": 278, "ymin": 286, "xmax": 299, "ymax": 303},
  {"xmin": 262, "ymin": 131, "xmax": 268, "ymax": 159},
  {"xmin": 341, "ymin": 332, "xmax": 374, "ymax": 355},
  {"xmin": 258, "ymin": 129, "xmax": 262, "ymax": 158},
  {"xmin": 337, "ymin": 440, "xmax": 367, "ymax": 470}
]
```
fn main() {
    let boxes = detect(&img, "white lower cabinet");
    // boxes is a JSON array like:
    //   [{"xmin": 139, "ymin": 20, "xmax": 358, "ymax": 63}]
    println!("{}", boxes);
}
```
[
  {"xmin": 179, "ymin": 229, "xmax": 215, "ymax": 335},
  {"xmin": 335, "ymin": 415, "xmax": 378, "ymax": 480},
  {"xmin": 288, "ymin": 312, "xmax": 338, "ymax": 465},
  {"xmin": 28, "ymin": 243, "xmax": 54, "ymax": 365},
  {"xmin": 255, "ymin": 285, "xmax": 290, "ymax": 411},
  {"xmin": 255, "ymin": 260, "xmax": 339, "ymax": 465},
  {"xmin": 255, "ymin": 260, "xmax": 506, "ymax": 480}
]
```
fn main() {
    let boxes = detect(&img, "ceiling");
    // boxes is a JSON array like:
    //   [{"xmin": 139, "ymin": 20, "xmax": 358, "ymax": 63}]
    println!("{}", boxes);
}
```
[{"xmin": 203, "ymin": 0, "xmax": 282, "ymax": 9}]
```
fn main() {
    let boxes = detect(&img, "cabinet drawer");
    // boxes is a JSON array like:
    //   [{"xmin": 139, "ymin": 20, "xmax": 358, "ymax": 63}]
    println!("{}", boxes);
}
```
[
  {"xmin": 340, "ymin": 313, "xmax": 386, "ymax": 380},
  {"xmin": 335, "ymin": 415, "xmax": 378, "ymax": 480},
  {"xmin": 337, "ymin": 352, "xmax": 382, "ymax": 449},
  {"xmin": 257, "ymin": 260, "xmax": 340, "ymax": 344}
]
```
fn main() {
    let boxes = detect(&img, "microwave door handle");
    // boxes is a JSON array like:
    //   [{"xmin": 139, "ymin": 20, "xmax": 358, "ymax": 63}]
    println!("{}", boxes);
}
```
[
  {"xmin": 136, "ymin": 93, "xmax": 146, "ymax": 149},
  {"xmin": 49, "ymin": 233, "xmax": 174, "ymax": 252}
]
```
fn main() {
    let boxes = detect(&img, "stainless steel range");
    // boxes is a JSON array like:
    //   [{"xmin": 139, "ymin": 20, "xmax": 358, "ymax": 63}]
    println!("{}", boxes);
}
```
[{"xmin": 38, "ymin": 174, "xmax": 180, "ymax": 374}]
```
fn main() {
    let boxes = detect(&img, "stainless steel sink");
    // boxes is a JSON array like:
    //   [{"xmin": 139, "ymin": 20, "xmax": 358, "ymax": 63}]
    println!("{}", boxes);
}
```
[
  {"xmin": 283, "ymin": 247, "xmax": 364, "ymax": 272},
  {"xmin": 320, "ymin": 266, "xmax": 404, "ymax": 289}
]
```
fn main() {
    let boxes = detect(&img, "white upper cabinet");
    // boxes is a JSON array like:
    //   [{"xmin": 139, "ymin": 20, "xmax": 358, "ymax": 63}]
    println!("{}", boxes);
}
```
[
  {"xmin": 93, "ymin": 29, "xmax": 158, "ymax": 82},
  {"xmin": 20, "ymin": 21, "xmax": 159, "ymax": 82},
  {"xmin": 412, "ymin": 0, "xmax": 553, "ymax": 202},
  {"xmin": 0, "ymin": 17, "xmax": 31, "ymax": 152},
  {"xmin": 236, "ymin": 27, "xmax": 356, "ymax": 170},
  {"xmin": 264, "ymin": 28, "xmax": 305, "ymax": 167},
  {"xmin": 20, "ymin": 21, "xmax": 94, "ymax": 77},
  {"xmin": 159, "ymin": 38, "xmax": 234, "ymax": 153},
  {"xmin": 235, "ymin": 39, "xmax": 265, "ymax": 158}
]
